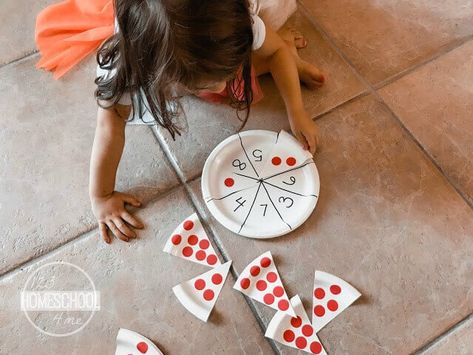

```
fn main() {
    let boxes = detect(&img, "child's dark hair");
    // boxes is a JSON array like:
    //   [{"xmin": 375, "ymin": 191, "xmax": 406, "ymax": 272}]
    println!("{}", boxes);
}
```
[{"xmin": 95, "ymin": 0, "xmax": 255, "ymax": 139}]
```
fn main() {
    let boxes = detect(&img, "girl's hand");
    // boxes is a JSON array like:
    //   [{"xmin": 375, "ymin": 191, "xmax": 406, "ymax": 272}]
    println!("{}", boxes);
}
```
[
  {"xmin": 289, "ymin": 108, "xmax": 320, "ymax": 155},
  {"xmin": 91, "ymin": 191, "xmax": 144, "ymax": 244}
]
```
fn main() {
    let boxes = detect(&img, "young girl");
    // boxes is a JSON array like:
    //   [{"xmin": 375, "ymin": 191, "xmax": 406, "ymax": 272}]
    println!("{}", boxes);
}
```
[{"xmin": 89, "ymin": 0, "xmax": 325, "ymax": 243}]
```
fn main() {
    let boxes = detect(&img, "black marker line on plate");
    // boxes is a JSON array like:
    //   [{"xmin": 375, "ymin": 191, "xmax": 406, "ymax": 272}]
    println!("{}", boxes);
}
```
[
  {"xmin": 238, "ymin": 182, "xmax": 262, "ymax": 234},
  {"xmin": 263, "ymin": 160, "xmax": 315, "ymax": 181},
  {"xmin": 260, "ymin": 182, "xmax": 292, "ymax": 230},
  {"xmin": 263, "ymin": 180, "xmax": 318, "ymax": 198},
  {"xmin": 237, "ymin": 133, "xmax": 260, "ymax": 178}
]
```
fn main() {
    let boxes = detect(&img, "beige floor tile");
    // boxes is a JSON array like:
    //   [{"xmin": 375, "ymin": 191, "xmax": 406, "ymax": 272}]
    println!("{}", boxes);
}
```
[{"xmin": 422, "ymin": 317, "xmax": 473, "ymax": 355}]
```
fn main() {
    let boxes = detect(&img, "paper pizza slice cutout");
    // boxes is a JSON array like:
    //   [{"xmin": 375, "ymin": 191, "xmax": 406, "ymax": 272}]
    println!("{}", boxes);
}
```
[
  {"xmin": 163, "ymin": 213, "xmax": 221, "ymax": 268},
  {"xmin": 173, "ymin": 260, "xmax": 232, "ymax": 322},
  {"xmin": 115, "ymin": 328, "xmax": 164, "ymax": 355},
  {"xmin": 312, "ymin": 271, "xmax": 361, "ymax": 332},
  {"xmin": 265, "ymin": 295, "xmax": 327, "ymax": 354},
  {"xmin": 233, "ymin": 251, "xmax": 296, "ymax": 316}
]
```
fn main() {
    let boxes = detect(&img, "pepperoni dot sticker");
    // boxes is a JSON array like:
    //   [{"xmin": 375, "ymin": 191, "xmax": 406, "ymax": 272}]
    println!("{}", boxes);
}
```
[
  {"xmin": 290, "ymin": 316, "xmax": 302, "ymax": 328},
  {"xmin": 194, "ymin": 279, "xmax": 206, "ymax": 290},
  {"xmin": 171, "ymin": 234, "xmax": 182, "ymax": 245},
  {"xmin": 314, "ymin": 305, "xmax": 325, "ymax": 317},
  {"xmin": 302, "ymin": 324, "xmax": 314, "ymax": 337},
  {"xmin": 250, "ymin": 265, "xmax": 260, "ymax": 277},
  {"xmin": 207, "ymin": 254, "xmax": 218, "ymax": 265},
  {"xmin": 137, "ymin": 341, "xmax": 148, "ymax": 353},
  {"xmin": 195, "ymin": 250, "xmax": 206, "ymax": 261},
  {"xmin": 260, "ymin": 257, "xmax": 271, "ymax": 268},
  {"xmin": 263, "ymin": 293, "xmax": 275, "ymax": 305},
  {"xmin": 273, "ymin": 286, "xmax": 284, "ymax": 297},
  {"xmin": 256, "ymin": 280, "xmax": 267, "ymax": 291},
  {"xmin": 327, "ymin": 299, "xmax": 339, "ymax": 311},
  {"xmin": 266, "ymin": 272, "xmax": 277, "ymax": 283},
  {"xmin": 212, "ymin": 273, "xmax": 223, "ymax": 285},
  {"xmin": 240, "ymin": 278, "xmax": 251, "ymax": 289},
  {"xmin": 183, "ymin": 220, "xmax": 194, "ymax": 231},
  {"xmin": 283, "ymin": 329, "xmax": 295, "ymax": 342},
  {"xmin": 203, "ymin": 289, "xmax": 214, "ymax": 301},
  {"xmin": 286, "ymin": 157, "xmax": 296, "ymax": 166},
  {"xmin": 187, "ymin": 234, "xmax": 198, "ymax": 245},
  {"xmin": 224, "ymin": 178, "xmax": 234, "ymax": 187},
  {"xmin": 271, "ymin": 156, "xmax": 282, "ymax": 165},
  {"xmin": 278, "ymin": 299, "xmax": 289, "ymax": 311},
  {"xmin": 182, "ymin": 246, "xmax": 193, "ymax": 257},
  {"xmin": 314, "ymin": 287, "xmax": 325, "ymax": 299},
  {"xmin": 199, "ymin": 239, "xmax": 210, "ymax": 249},
  {"xmin": 330, "ymin": 284, "xmax": 342, "ymax": 295},
  {"xmin": 310, "ymin": 341, "xmax": 322, "ymax": 354},
  {"xmin": 295, "ymin": 336, "xmax": 307, "ymax": 350}
]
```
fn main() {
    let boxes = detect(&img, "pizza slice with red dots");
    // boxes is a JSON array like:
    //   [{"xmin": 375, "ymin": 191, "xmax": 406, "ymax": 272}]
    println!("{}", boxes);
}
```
[
  {"xmin": 233, "ymin": 251, "xmax": 296, "ymax": 317},
  {"xmin": 265, "ymin": 295, "xmax": 327, "ymax": 354},
  {"xmin": 115, "ymin": 328, "xmax": 164, "ymax": 355},
  {"xmin": 173, "ymin": 260, "xmax": 232, "ymax": 322},
  {"xmin": 163, "ymin": 213, "xmax": 221, "ymax": 268},
  {"xmin": 311, "ymin": 271, "xmax": 361, "ymax": 332}
]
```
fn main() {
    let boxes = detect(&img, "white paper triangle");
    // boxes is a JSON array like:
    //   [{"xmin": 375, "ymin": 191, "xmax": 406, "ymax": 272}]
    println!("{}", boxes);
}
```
[{"xmin": 115, "ymin": 328, "xmax": 164, "ymax": 355}]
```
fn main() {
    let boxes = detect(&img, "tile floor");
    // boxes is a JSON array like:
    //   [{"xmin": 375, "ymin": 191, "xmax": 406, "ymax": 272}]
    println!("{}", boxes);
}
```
[{"xmin": 0, "ymin": 1, "xmax": 472, "ymax": 354}]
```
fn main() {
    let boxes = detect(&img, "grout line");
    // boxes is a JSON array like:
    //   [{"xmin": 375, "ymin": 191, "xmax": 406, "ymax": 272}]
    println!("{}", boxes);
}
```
[
  {"xmin": 0, "ymin": 50, "xmax": 38, "ymax": 70},
  {"xmin": 414, "ymin": 312, "xmax": 473, "ymax": 354}
]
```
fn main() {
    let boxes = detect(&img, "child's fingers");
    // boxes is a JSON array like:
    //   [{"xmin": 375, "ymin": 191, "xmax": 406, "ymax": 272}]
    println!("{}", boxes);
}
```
[
  {"xmin": 99, "ymin": 222, "xmax": 111, "ymax": 244},
  {"xmin": 106, "ymin": 220, "xmax": 129, "ymax": 242},
  {"xmin": 305, "ymin": 132, "xmax": 317, "ymax": 155},
  {"xmin": 112, "ymin": 217, "xmax": 136, "ymax": 239},
  {"xmin": 296, "ymin": 131, "xmax": 309, "ymax": 151},
  {"xmin": 121, "ymin": 211, "xmax": 144, "ymax": 229},
  {"xmin": 121, "ymin": 193, "xmax": 142, "ymax": 207}
]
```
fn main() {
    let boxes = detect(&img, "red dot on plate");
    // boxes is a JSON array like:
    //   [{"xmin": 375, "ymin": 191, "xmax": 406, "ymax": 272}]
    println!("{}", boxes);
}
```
[
  {"xmin": 240, "ymin": 278, "xmax": 251, "ymax": 289},
  {"xmin": 199, "ymin": 239, "xmax": 210, "ymax": 249},
  {"xmin": 290, "ymin": 316, "xmax": 302, "ymax": 328},
  {"xmin": 224, "ymin": 178, "xmax": 234, "ymax": 187},
  {"xmin": 212, "ymin": 273, "xmax": 223, "ymax": 285},
  {"xmin": 283, "ymin": 329, "xmax": 295, "ymax": 342},
  {"xmin": 196, "ymin": 250, "xmax": 206, "ymax": 261},
  {"xmin": 273, "ymin": 286, "xmax": 284, "ymax": 297},
  {"xmin": 266, "ymin": 272, "xmax": 277, "ymax": 283},
  {"xmin": 187, "ymin": 234, "xmax": 198, "ymax": 245},
  {"xmin": 278, "ymin": 299, "xmax": 289, "ymax": 311},
  {"xmin": 256, "ymin": 280, "xmax": 267, "ymax": 291},
  {"xmin": 207, "ymin": 254, "xmax": 218, "ymax": 265},
  {"xmin": 310, "ymin": 341, "xmax": 323, "ymax": 354},
  {"xmin": 203, "ymin": 289, "xmax": 214, "ymax": 301},
  {"xmin": 302, "ymin": 324, "xmax": 314, "ymax": 337},
  {"xmin": 182, "ymin": 246, "xmax": 193, "ymax": 257},
  {"xmin": 330, "ymin": 284, "xmax": 341, "ymax": 295},
  {"xmin": 171, "ymin": 234, "xmax": 182, "ymax": 245},
  {"xmin": 260, "ymin": 257, "xmax": 271, "ymax": 268},
  {"xmin": 183, "ymin": 220, "xmax": 194, "ymax": 230},
  {"xmin": 194, "ymin": 279, "xmax": 206, "ymax": 290},
  {"xmin": 286, "ymin": 157, "xmax": 296, "ymax": 166},
  {"xmin": 271, "ymin": 156, "xmax": 282, "ymax": 165},
  {"xmin": 263, "ymin": 293, "xmax": 275, "ymax": 305},
  {"xmin": 250, "ymin": 265, "xmax": 260, "ymax": 276},
  {"xmin": 137, "ymin": 341, "xmax": 148, "ymax": 353},
  {"xmin": 327, "ymin": 299, "xmax": 339, "ymax": 311},
  {"xmin": 314, "ymin": 287, "xmax": 325, "ymax": 299},
  {"xmin": 314, "ymin": 305, "xmax": 325, "ymax": 317},
  {"xmin": 295, "ymin": 336, "xmax": 307, "ymax": 350}
]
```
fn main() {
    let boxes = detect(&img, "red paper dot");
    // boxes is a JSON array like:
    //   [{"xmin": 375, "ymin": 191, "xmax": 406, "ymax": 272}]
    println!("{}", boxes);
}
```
[
  {"xmin": 196, "ymin": 250, "xmax": 206, "ymax": 261},
  {"xmin": 137, "ymin": 341, "xmax": 148, "ymax": 353},
  {"xmin": 283, "ymin": 329, "xmax": 295, "ymax": 342},
  {"xmin": 207, "ymin": 254, "xmax": 218, "ymax": 265},
  {"xmin": 314, "ymin": 287, "xmax": 325, "ymax": 299},
  {"xmin": 330, "ymin": 284, "xmax": 341, "ymax": 295},
  {"xmin": 273, "ymin": 286, "xmax": 284, "ymax": 297},
  {"xmin": 203, "ymin": 289, "xmax": 214, "ymax": 301},
  {"xmin": 314, "ymin": 305, "xmax": 325, "ymax": 317},
  {"xmin": 182, "ymin": 246, "xmax": 193, "ymax": 257},
  {"xmin": 286, "ymin": 157, "xmax": 296, "ymax": 166},
  {"xmin": 327, "ymin": 299, "xmax": 339, "ymax": 311},
  {"xmin": 263, "ymin": 293, "xmax": 275, "ymax": 305},
  {"xmin": 260, "ymin": 257, "xmax": 271, "ymax": 268},
  {"xmin": 256, "ymin": 280, "xmax": 267, "ymax": 291},
  {"xmin": 278, "ymin": 299, "xmax": 289, "ymax": 311},
  {"xmin": 171, "ymin": 234, "xmax": 182, "ymax": 245},
  {"xmin": 310, "ymin": 341, "xmax": 322, "ymax": 354},
  {"xmin": 290, "ymin": 316, "xmax": 302, "ymax": 328},
  {"xmin": 271, "ymin": 156, "xmax": 282, "ymax": 165},
  {"xmin": 194, "ymin": 279, "xmax": 205, "ymax": 290},
  {"xmin": 295, "ymin": 336, "xmax": 307, "ymax": 349},
  {"xmin": 183, "ymin": 220, "xmax": 194, "ymax": 230},
  {"xmin": 266, "ymin": 272, "xmax": 277, "ymax": 283},
  {"xmin": 240, "ymin": 278, "xmax": 251, "ymax": 289},
  {"xmin": 250, "ymin": 265, "xmax": 260, "ymax": 276},
  {"xmin": 212, "ymin": 273, "xmax": 223, "ymax": 285},
  {"xmin": 302, "ymin": 324, "xmax": 314, "ymax": 337},
  {"xmin": 187, "ymin": 234, "xmax": 198, "ymax": 245},
  {"xmin": 199, "ymin": 239, "xmax": 210, "ymax": 249},
  {"xmin": 224, "ymin": 178, "xmax": 234, "ymax": 187}
]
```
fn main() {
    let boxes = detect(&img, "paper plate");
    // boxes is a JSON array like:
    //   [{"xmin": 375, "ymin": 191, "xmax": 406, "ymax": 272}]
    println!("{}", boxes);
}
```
[
  {"xmin": 202, "ymin": 130, "xmax": 320, "ymax": 238},
  {"xmin": 115, "ymin": 328, "xmax": 164, "ymax": 355}
]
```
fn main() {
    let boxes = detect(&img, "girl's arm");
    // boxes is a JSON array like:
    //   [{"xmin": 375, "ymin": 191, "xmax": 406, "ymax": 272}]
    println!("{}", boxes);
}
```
[{"xmin": 89, "ymin": 105, "xmax": 144, "ymax": 243}]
